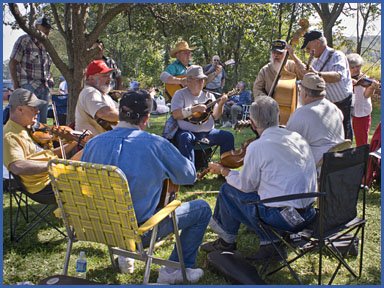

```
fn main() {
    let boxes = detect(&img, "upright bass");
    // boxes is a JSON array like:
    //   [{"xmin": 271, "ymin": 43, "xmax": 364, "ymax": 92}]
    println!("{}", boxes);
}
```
[{"xmin": 268, "ymin": 19, "xmax": 309, "ymax": 125}]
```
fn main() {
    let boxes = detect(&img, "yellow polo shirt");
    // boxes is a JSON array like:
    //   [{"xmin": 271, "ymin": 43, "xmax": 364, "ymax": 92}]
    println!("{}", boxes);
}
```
[{"xmin": 3, "ymin": 119, "xmax": 57, "ymax": 193}]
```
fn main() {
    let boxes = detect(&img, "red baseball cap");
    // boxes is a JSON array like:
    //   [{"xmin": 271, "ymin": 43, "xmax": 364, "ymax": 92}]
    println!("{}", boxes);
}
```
[{"xmin": 86, "ymin": 60, "xmax": 114, "ymax": 77}]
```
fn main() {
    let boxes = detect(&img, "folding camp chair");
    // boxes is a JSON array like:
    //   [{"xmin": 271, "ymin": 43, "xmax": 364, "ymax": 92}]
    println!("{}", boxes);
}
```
[
  {"xmin": 247, "ymin": 145, "xmax": 369, "ymax": 284},
  {"xmin": 8, "ymin": 172, "xmax": 66, "ymax": 242},
  {"xmin": 48, "ymin": 159, "xmax": 187, "ymax": 284},
  {"xmin": 241, "ymin": 104, "xmax": 251, "ymax": 121},
  {"xmin": 193, "ymin": 139, "xmax": 219, "ymax": 171}
]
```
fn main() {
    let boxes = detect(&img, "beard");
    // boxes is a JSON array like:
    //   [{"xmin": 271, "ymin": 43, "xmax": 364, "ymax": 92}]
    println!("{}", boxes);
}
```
[
  {"xmin": 270, "ymin": 51, "xmax": 286, "ymax": 72},
  {"xmin": 99, "ymin": 84, "xmax": 111, "ymax": 94}
]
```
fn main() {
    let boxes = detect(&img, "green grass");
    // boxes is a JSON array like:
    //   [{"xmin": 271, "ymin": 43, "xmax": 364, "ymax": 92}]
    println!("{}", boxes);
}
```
[{"xmin": 2, "ymin": 112, "xmax": 381, "ymax": 285}]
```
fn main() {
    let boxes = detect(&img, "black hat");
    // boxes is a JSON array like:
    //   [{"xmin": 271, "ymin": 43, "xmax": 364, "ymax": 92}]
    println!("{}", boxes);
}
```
[
  {"xmin": 271, "ymin": 40, "xmax": 286, "ymax": 52},
  {"xmin": 301, "ymin": 30, "xmax": 323, "ymax": 49},
  {"xmin": 35, "ymin": 16, "xmax": 52, "ymax": 29},
  {"xmin": 119, "ymin": 89, "xmax": 153, "ymax": 120}
]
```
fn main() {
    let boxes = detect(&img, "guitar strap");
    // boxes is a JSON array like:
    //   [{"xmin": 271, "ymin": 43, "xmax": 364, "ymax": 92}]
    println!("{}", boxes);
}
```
[{"xmin": 318, "ymin": 49, "xmax": 335, "ymax": 72}]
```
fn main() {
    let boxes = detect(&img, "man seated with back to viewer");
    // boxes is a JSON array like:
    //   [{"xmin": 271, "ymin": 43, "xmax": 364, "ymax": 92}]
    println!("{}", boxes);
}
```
[
  {"xmin": 201, "ymin": 96, "xmax": 317, "ymax": 262},
  {"xmin": 75, "ymin": 60, "xmax": 119, "ymax": 135},
  {"xmin": 286, "ymin": 72, "xmax": 344, "ymax": 165},
  {"xmin": 171, "ymin": 65, "xmax": 234, "ymax": 165},
  {"xmin": 81, "ymin": 89, "xmax": 211, "ymax": 284},
  {"xmin": 3, "ymin": 88, "xmax": 79, "ymax": 204},
  {"xmin": 221, "ymin": 81, "xmax": 252, "ymax": 128}
]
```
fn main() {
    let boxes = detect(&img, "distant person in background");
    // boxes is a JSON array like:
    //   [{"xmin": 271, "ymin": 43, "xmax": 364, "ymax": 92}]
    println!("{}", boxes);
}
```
[
  {"xmin": 59, "ymin": 76, "xmax": 68, "ymax": 95},
  {"xmin": 204, "ymin": 55, "xmax": 226, "ymax": 94},
  {"xmin": 129, "ymin": 81, "xmax": 140, "ymax": 91},
  {"xmin": 9, "ymin": 16, "xmax": 53, "ymax": 124},
  {"xmin": 93, "ymin": 39, "xmax": 123, "ymax": 90},
  {"xmin": 221, "ymin": 81, "xmax": 252, "ymax": 128},
  {"xmin": 347, "ymin": 53, "xmax": 380, "ymax": 146}
]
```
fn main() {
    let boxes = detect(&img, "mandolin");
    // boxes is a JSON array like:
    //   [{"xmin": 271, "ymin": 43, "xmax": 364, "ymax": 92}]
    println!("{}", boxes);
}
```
[
  {"xmin": 185, "ymin": 88, "xmax": 239, "ymax": 125},
  {"xmin": 157, "ymin": 179, "xmax": 179, "ymax": 209}
]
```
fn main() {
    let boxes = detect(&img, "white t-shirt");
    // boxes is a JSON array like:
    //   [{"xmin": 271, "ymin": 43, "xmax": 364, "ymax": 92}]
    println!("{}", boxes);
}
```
[
  {"xmin": 171, "ymin": 87, "xmax": 216, "ymax": 133},
  {"xmin": 352, "ymin": 85, "xmax": 372, "ymax": 117},
  {"xmin": 75, "ymin": 85, "xmax": 118, "ymax": 135}
]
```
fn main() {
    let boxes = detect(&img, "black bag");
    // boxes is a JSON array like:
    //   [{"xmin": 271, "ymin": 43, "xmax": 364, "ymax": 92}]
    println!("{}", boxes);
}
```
[{"xmin": 207, "ymin": 251, "xmax": 266, "ymax": 284}]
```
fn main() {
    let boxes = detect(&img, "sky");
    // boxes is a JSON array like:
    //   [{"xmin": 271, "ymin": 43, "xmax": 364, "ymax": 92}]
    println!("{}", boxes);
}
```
[{"xmin": 2, "ymin": 3, "xmax": 382, "ymax": 62}]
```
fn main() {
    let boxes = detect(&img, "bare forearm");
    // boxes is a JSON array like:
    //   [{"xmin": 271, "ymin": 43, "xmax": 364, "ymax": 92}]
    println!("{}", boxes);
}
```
[
  {"xmin": 319, "ymin": 71, "xmax": 341, "ymax": 83},
  {"xmin": 95, "ymin": 107, "xmax": 119, "ymax": 122},
  {"xmin": 9, "ymin": 160, "xmax": 48, "ymax": 175}
]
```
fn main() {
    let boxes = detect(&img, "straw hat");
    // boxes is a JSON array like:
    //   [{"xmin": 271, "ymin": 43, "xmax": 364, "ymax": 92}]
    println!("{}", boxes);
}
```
[{"xmin": 170, "ymin": 41, "xmax": 196, "ymax": 58}]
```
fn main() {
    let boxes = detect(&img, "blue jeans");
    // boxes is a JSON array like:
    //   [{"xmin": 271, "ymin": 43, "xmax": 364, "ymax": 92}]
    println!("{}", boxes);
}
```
[
  {"xmin": 210, "ymin": 183, "xmax": 315, "ymax": 245},
  {"xmin": 175, "ymin": 128, "xmax": 234, "ymax": 163},
  {"xmin": 141, "ymin": 199, "xmax": 211, "ymax": 268},
  {"xmin": 335, "ymin": 95, "xmax": 353, "ymax": 141},
  {"xmin": 22, "ymin": 83, "xmax": 50, "ymax": 124}
]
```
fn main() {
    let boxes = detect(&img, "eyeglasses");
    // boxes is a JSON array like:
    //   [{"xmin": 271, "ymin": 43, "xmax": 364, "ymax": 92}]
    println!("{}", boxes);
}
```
[{"xmin": 213, "ymin": 59, "xmax": 220, "ymax": 62}]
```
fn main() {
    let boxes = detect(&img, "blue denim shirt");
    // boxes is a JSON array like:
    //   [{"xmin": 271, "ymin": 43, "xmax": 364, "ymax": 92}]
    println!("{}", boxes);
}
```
[
  {"xmin": 81, "ymin": 127, "xmax": 196, "ymax": 223},
  {"xmin": 237, "ymin": 90, "xmax": 252, "ymax": 106}
]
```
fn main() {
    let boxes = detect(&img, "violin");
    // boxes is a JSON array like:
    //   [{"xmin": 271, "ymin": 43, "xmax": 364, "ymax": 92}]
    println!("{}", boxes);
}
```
[
  {"xmin": 29, "ymin": 122, "xmax": 92, "ymax": 149},
  {"xmin": 197, "ymin": 135, "xmax": 258, "ymax": 180},
  {"xmin": 352, "ymin": 74, "xmax": 381, "ymax": 89}
]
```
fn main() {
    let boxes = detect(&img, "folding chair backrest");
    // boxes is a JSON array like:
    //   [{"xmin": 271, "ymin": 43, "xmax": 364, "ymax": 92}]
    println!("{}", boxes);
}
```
[
  {"xmin": 315, "ymin": 145, "xmax": 369, "ymax": 234},
  {"xmin": 48, "ymin": 159, "xmax": 141, "ymax": 251}
]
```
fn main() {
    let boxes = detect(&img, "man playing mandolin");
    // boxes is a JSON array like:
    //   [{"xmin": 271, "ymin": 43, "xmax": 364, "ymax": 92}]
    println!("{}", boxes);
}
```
[
  {"xmin": 3, "ymin": 88, "xmax": 80, "ymax": 204},
  {"xmin": 171, "ymin": 65, "xmax": 234, "ymax": 165},
  {"xmin": 81, "ymin": 89, "xmax": 211, "ymax": 284},
  {"xmin": 75, "ymin": 60, "xmax": 119, "ymax": 135}
]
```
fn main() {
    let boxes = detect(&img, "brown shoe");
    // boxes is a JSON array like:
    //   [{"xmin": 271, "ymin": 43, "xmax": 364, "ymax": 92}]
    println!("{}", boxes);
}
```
[{"xmin": 200, "ymin": 238, "xmax": 237, "ymax": 253}]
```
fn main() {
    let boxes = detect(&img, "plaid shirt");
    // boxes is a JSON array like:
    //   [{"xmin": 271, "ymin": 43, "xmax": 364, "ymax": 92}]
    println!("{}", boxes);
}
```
[
  {"xmin": 103, "ymin": 56, "xmax": 121, "ymax": 90},
  {"xmin": 10, "ymin": 34, "xmax": 52, "ymax": 89}
]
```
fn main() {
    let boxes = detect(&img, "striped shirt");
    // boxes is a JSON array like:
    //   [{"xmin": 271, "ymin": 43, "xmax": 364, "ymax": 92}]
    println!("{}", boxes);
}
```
[
  {"xmin": 10, "ymin": 34, "xmax": 52, "ymax": 90},
  {"xmin": 312, "ymin": 47, "xmax": 353, "ymax": 103}
]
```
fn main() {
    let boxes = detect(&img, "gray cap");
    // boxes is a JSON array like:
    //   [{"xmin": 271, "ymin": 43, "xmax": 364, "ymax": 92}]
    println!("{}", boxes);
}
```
[
  {"xmin": 300, "ymin": 73, "xmax": 326, "ymax": 91},
  {"xmin": 186, "ymin": 65, "xmax": 208, "ymax": 79},
  {"xmin": 9, "ymin": 88, "xmax": 47, "ymax": 108}
]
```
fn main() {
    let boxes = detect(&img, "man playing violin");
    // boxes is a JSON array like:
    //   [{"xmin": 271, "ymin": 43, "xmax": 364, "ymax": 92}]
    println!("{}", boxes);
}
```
[
  {"xmin": 201, "ymin": 96, "xmax": 317, "ymax": 263},
  {"xmin": 287, "ymin": 30, "xmax": 353, "ymax": 141},
  {"xmin": 75, "ymin": 60, "xmax": 119, "ymax": 135},
  {"xmin": 171, "ymin": 65, "xmax": 234, "ymax": 165},
  {"xmin": 286, "ymin": 73, "xmax": 344, "ymax": 164},
  {"xmin": 3, "ymin": 88, "xmax": 79, "ymax": 203},
  {"xmin": 81, "ymin": 89, "xmax": 211, "ymax": 284},
  {"xmin": 347, "ymin": 53, "xmax": 380, "ymax": 146},
  {"xmin": 253, "ymin": 40, "xmax": 300, "ymax": 97}
]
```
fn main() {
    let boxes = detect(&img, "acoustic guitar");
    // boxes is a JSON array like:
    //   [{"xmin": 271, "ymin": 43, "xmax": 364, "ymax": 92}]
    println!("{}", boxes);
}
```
[
  {"xmin": 164, "ymin": 59, "xmax": 236, "ymax": 98},
  {"xmin": 157, "ymin": 179, "xmax": 179, "ymax": 209},
  {"xmin": 185, "ymin": 88, "xmax": 239, "ymax": 125}
]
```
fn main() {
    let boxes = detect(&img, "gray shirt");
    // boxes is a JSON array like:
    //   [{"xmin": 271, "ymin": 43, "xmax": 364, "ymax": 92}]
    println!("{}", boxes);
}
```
[
  {"xmin": 171, "ymin": 87, "xmax": 216, "ymax": 132},
  {"xmin": 286, "ymin": 98, "xmax": 344, "ymax": 164}
]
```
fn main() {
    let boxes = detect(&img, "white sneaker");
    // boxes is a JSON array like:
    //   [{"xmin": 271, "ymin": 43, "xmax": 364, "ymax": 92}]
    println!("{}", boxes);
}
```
[
  {"xmin": 157, "ymin": 266, "xmax": 204, "ymax": 284},
  {"xmin": 117, "ymin": 256, "xmax": 134, "ymax": 274}
]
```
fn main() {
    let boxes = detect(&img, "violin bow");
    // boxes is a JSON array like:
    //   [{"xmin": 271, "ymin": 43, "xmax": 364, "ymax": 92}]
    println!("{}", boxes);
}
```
[
  {"xmin": 354, "ymin": 57, "xmax": 381, "ymax": 83},
  {"xmin": 52, "ymin": 102, "xmax": 67, "ymax": 159}
]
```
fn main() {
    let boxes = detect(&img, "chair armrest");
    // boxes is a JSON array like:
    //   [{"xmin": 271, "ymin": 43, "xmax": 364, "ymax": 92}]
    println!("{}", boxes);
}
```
[
  {"xmin": 243, "ymin": 192, "xmax": 325, "ymax": 205},
  {"xmin": 138, "ymin": 200, "xmax": 181, "ymax": 235}
]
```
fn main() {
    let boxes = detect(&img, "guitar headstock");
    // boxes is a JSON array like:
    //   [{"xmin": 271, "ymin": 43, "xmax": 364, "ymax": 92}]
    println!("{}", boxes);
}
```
[{"xmin": 226, "ymin": 88, "xmax": 241, "ymax": 97}]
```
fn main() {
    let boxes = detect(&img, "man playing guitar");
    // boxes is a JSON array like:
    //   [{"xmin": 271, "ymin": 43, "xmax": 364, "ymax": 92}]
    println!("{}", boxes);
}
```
[
  {"xmin": 75, "ymin": 60, "xmax": 119, "ymax": 135},
  {"xmin": 160, "ymin": 40, "xmax": 221, "ymax": 98},
  {"xmin": 171, "ymin": 65, "xmax": 234, "ymax": 165}
]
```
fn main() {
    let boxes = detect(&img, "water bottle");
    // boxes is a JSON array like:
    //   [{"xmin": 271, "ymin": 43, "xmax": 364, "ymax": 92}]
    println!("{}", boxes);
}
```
[{"xmin": 75, "ymin": 251, "xmax": 87, "ymax": 279}]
